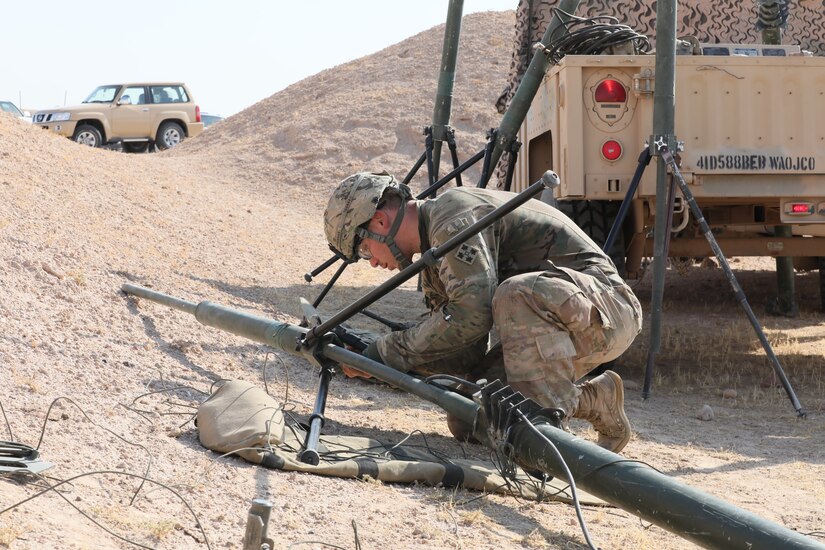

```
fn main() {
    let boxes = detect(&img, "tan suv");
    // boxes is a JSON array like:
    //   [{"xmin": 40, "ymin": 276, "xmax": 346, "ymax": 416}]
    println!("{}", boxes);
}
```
[{"xmin": 33, "ymin": 82, "xmax": 204, "ymax": 152}]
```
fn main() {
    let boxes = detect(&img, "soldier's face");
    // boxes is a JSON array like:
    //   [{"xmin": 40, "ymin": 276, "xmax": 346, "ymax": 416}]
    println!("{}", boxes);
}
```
[
  {"xmin": 365, "ymin": 240, "xmax": 400, "ymax": 271},
  {"xmin": 362, "ymin": 210, "xmax": 411, "ymax": 271}
]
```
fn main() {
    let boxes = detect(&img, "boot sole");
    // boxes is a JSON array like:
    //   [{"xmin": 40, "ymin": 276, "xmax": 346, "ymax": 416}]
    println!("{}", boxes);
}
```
[{"xmin": 605, "ymin": 370, "xmax": 632, "ymax": 453}]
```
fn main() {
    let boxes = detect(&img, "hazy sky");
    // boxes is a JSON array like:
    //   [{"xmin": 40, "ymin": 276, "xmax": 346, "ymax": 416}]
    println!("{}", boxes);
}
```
[{"xmin": 3, "ymin": 0, "xmax": 517, "ymax": 117}]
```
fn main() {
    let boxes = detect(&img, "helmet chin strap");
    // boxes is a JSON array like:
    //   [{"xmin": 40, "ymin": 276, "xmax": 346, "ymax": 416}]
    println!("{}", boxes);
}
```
[{"xmin": 356, "ymin": 200, "xmax": 412, "ymax": 269}]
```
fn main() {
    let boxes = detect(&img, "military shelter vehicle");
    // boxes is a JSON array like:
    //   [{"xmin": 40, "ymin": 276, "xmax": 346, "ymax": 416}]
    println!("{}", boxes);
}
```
[
  {"xmin": 498, "ymin": 0, "xmax": 825, "ymax": 280},
  {"xmin": 513, "ymin": 49, "xmax": 825, "ymax": 277}
]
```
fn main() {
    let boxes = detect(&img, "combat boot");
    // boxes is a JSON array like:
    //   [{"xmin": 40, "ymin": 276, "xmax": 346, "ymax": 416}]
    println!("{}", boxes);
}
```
[{"xmin": 573, "ymin": 370, "xmax": 631, "ymax": 453}]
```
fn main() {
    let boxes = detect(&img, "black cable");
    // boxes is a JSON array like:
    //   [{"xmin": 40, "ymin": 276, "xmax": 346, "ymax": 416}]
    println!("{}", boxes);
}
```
[
  {"xmin": 34, "ymin": 397, "xmax": 153, "ymax": 506},
  {"xmin": 538, "ymin": 9, "xmax": 651, "ymax": 65},
  {"xmin": 0, "ymin": 400, "xmax": 14, "ymax": 441},
  {"xmin": 124, "ymin": 385, "xmax": 207, "ymax": 419},
  {"xmin": 1, "ymin": 470, "xmax": 211, "ymax": 549},
  {"xmin": 514, "ymin": 410, "xmax": 599, "ymax": 550},
  {"xmin": 287, "ymin": 541, "xmax": 347, "ymax": 549},
  {"xmin": 261, "ymin": 349, "xmax": 291, "ymax": 407},
  {"xmin": 0, "ymin": 394, "xmax": 215, "ymax": 547},
  {"xmin": 352, "ymin": 519, "xmax": 363, "ymax": 550}
]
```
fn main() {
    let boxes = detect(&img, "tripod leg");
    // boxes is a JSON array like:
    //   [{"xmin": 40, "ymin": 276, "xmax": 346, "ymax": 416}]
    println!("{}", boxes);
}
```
[
  {"xmin": 402, "ymin": 152, "xmax": 428, "ymax": 185},
  {"xmin": 659, "ymin": 146, "xmax": 805, "ymax": 416},
  {"xmin": 477, "ymin": 130, "xmax": 496, "ymax": 189},
  {"xmin": 424, "ymin": 127, "xmax": 437, "ymax": 189},
  {"xmin": 604, "ymin": 149, "xmax": 652, "ymax": 254},
  {"xmin": 642, "ymin": 173, "xmax": 677, "ymax": 398},
  {"xmin": 502, "ymin": 142, "xmax": 520, "ymax": 192},
  {"xmin": 312, "ymin": 260, "xmax": 350, "ymax": 309},
  {"xmin": 446, "ymin": 128, "xmax": 463, "ymax": 187},
  {"xmin": 299, "ymin": 364, "xmax": 334, "ymax": 465},
  {"xmin": 304, "ymin": 254, "xmax": 340, "ymax": 283}
]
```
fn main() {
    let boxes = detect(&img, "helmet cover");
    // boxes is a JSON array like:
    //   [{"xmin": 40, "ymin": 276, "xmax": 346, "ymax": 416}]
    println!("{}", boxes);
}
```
[{"xmin": 323, "ymin": 172, "xmax": 410, "ymax": 260}]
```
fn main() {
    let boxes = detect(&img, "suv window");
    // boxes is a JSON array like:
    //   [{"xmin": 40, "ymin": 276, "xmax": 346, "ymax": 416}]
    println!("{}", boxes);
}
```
[
  {"xmin": 83, "ymin": 85, "xmax": 121, "ymax": 103},
  {"xmin": 120, "ymin": 86, "xmax": 147, "ymax": 105},
  {"xmin": 0, "ymin": 101, "xmax": 24, "ymax": 117},
  {"xmin": 150, "ymin": 85, "xmax": 189, "ymax": 104}
]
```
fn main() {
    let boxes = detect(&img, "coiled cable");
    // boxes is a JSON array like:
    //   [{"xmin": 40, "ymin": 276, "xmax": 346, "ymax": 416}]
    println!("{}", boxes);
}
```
[{"xmin": 537, "ymin": 9, "xmax": 651, "ymax": 64}]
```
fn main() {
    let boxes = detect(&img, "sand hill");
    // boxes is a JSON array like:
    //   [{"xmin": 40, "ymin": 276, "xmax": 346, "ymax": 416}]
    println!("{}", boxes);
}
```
[{"xmin": 168, "ymin": 11, "xmax": 512, "ymax": 202}]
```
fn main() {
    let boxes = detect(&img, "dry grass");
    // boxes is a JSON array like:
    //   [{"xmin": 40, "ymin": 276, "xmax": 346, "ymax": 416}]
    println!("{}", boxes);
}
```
[
  {"xmin": 66, "ymin": 270, "xmax": 87, "ymax": 286},
  {"xmin": 12, "ymin": 374, "xmax": 43, "ymax": 394},
  {"xmin": 619, "ymin": 284, "xmax": 824, "ymax": 405},
  {"xmin": 0, "ymin": 523, "xmax": 27, "ymax": 548},
  {"xmin": 87, "ymin": 504, "xmax": 177, "ymax": 544}
]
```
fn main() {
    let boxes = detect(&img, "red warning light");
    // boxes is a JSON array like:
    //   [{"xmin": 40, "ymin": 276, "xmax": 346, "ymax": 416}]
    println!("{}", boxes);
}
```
[
  {"xmin": 784, "ymin": 202, "xmax": 814, "ymax": 215},
  {"xmin": 594, "ymin": 79, "xmax": 627, "ymax": 103},
  {"xmin": 601, "ymin": 140, "xmax": 623, "ymax": 161}
]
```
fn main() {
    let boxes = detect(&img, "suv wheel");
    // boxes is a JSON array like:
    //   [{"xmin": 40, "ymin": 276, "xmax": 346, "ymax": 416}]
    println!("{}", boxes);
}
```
[
  {"xmin": 156, "ymin": 121, "xmax": 185, "ymax": 150},
  {"xmin": 72, "ymin": 124, "xmax": 103, "ymax": 147}
]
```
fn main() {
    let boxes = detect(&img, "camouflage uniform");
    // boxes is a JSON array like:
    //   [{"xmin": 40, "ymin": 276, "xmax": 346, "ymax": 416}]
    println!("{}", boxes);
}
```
[{"xmin": 375, "ymin": 187, "xmax": 643, "ymax": 416}]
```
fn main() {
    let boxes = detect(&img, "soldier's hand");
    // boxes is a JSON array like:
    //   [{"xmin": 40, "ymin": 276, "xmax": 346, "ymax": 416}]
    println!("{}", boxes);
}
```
[
  {"xmin": 340, "ymin": 342, "xmax": 382, "ymax": 380},
  {"xmin": 341, "ymin": 365, "xmax": 372, "ymax": 379}
]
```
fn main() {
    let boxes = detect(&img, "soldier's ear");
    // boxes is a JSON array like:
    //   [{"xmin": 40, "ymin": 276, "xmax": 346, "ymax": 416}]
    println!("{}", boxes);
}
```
[{"xmin": 370, "ymin": 209, "xmax": 390, "ymax": 230}]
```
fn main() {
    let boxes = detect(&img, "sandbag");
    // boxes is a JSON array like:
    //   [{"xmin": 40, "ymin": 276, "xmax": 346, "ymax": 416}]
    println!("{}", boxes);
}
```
[{"xmin": 196, "ymin": 380, "xmax": 285, "ymax": 464}]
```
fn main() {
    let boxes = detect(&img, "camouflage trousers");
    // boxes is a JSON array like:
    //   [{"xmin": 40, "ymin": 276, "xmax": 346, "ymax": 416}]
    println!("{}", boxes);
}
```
[{"xmin": 491, "ymin": 267, "xmax": 643, "ymax": 416}]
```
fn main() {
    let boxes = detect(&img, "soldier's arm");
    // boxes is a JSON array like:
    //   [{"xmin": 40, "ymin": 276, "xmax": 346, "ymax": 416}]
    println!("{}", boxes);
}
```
[{"xmin": 377, "ymin": 225, "xmax": 498, "ymax": 372}]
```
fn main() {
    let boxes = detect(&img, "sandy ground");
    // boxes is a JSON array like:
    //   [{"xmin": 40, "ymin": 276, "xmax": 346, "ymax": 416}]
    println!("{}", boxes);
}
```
[{"xmin": 2, "ymin": 11, "xmax": 824, "ymax": 550}]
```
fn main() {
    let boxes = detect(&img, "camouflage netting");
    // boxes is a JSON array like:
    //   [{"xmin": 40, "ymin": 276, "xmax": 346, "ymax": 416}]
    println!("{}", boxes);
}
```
[{"xmin": 497, "ymin": 0, "xmax": 825, "ymax": 114}]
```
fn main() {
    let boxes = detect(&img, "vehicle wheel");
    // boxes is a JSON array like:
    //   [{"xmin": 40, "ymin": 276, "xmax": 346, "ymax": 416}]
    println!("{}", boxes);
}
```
[
  {"xmin": 72, "ymin": 124, "xmax": 103, "ymax": 147},
  {"xmin": 557, "ymin": 199, "xmax": 627, "ymax": 277},
  {"xmin": 123, "ymin": 142, "xmax": 149, "ymax": 153},
  {"xmin": 156, "ymin": 122, "xmax": 185, "ymax": 150}
]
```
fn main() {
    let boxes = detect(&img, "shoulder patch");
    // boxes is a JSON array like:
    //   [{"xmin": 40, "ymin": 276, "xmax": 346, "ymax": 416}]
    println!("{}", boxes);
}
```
[
  {"xmin": 455, "ymin": 243, "xmax": 479, "ymax": 265},
  {"xmin": 445, "ymin": 216, "xmax": 471, "ymax": 235}
]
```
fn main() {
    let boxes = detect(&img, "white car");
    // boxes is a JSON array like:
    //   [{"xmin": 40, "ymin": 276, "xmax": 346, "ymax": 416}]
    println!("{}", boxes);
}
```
[{"xmin": 0, "ymin": 100, "xmax": 32, "ymax": 123}]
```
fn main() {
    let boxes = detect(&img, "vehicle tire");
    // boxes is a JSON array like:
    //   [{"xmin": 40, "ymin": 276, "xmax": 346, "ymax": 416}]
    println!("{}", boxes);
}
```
[
  {"xmin": 123, "ymin": 142, "xmax": 149, "ymax": 153},
  {"xmin": 557, "ymin": 199, "xmax": 627, "ymax": 277},
  {"xmin": 156, "ymin": 121, "xmax": 185, "ymax": 150},
  {"xmin": 72, "ymin": 124, "xmax": 103, "ymax": 147}
]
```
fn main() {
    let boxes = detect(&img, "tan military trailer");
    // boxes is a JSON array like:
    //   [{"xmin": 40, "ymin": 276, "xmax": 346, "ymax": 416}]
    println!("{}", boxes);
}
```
[{"xmin": 512, "ymin": 49, "xmax": 825, "ymax": 278}]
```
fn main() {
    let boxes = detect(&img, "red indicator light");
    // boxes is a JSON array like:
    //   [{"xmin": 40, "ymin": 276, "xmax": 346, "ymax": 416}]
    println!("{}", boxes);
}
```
[
  {"xmin": 784, "ymin": 202, "xmax": 814, "ymax": 215},
  {"xmin": 602, "ymin": 140, "xmax": 623, "ymax": 161},
  {"xmin": 595, "ymin": 79, "xmax": 627, "ymax": 103}
]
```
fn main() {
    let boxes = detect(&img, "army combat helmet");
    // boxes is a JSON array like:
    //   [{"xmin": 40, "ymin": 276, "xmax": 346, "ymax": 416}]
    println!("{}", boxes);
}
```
[{"xmin": 324, "ymin": 172, "xmax": 413, "ymax": 267}]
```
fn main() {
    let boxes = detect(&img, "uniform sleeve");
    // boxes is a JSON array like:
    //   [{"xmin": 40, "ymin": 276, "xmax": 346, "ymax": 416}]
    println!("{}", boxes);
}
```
[{"xmin": 377, "ymin": 221, "xmax": 498, "ymax": 373}]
